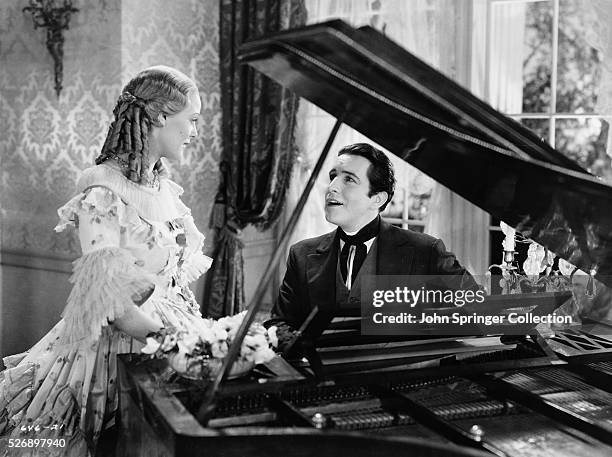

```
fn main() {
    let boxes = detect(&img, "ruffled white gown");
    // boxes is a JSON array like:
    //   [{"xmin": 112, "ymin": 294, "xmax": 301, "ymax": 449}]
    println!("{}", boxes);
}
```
[{"xmin": 0, "ymin": 164, "xmax": 212, "ymax": 456}]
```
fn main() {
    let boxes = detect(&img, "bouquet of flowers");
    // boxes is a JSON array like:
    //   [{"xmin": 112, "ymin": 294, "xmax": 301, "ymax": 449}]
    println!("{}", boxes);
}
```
[{"xmin": 141, "ymin": 311, "xmax": 278, "ymax": 379}]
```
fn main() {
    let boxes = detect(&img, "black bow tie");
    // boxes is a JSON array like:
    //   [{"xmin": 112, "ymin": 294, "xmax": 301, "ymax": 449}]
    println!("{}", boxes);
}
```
[{"xmin": 339, "ymin": 216, "xmax": 380, "ymax": 286}]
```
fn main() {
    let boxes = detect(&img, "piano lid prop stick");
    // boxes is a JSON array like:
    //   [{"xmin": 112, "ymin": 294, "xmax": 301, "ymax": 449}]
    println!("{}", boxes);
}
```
[{"xmin": 196, "ymin": 113, "xmax": 347, "ymax": 425}]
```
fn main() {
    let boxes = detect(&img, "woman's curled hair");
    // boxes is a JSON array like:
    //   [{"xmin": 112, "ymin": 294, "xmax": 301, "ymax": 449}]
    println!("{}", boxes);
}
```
[{"xmin": 95, "ymin": 66, "xmax": 197, "ymax": 184}]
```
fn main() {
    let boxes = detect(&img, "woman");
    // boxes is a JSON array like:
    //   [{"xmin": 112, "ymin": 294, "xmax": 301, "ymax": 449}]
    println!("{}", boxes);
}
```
[{"xmin": 0, "ymin": 66, "xmax": 212, "ymax": 456}]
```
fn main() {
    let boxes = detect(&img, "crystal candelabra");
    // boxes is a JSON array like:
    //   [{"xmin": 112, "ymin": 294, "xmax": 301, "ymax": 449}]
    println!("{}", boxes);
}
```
[{"xmin": 487, "ymin": 222, "xmax": 576, "ymax": 295}]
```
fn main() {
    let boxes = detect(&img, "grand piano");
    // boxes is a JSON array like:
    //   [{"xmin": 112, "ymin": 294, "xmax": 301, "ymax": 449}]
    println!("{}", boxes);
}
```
[{"xmin": 117, "ymin": 21, "xmax": 612, "ymax": 457}]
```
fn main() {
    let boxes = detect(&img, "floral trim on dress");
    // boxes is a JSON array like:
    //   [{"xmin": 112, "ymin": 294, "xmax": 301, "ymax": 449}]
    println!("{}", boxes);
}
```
[
  {"xmin": 76, "ymin": 165, "xmax": 189, "ymax": 223},
  {"xmin": 1, "ymin": 167, "xmax": 213, "ymax": 456},
  {"xmin": 55, "ymin": 187, "xmax": 156, "ymax": 344},
  {"xmin": 55, "ymin": 187, "xmax": 141, "ymax": 234},
  {"xmin": 56, "ymin": 187, "xmax": 212, "ymax": 284}
]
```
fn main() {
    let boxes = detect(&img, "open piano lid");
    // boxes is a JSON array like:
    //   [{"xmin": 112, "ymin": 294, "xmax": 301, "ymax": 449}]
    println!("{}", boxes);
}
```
[{"xmin": 239, "ymin": 20, "xmax": 612, "ymax": 285}]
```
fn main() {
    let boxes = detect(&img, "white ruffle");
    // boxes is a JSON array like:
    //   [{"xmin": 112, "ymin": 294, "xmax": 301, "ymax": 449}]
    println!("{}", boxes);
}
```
[
  {"xmin": 55, "ymin": 194, "xmax": 83, "ymax": 232},
  {"xmin": 0, "ymin": 361, "xmax": 36, "ymax": 433},
  {"xmin": 55, "ymin": 187, "xmax": 142, "ymax": 233},
  {"xmin": 1, "ymin": 353, "xmax": 27, "ymax": 370},
  {"xmin": 183, "ymin": 214, "xmax": 205, "ymax": 253},
  {"xmin": 182, "ymin": 251, "xmax": 213, "ymax": 284},
  {"xmin": 60, "ymin": 247, "xmax": 155, "ymax": 343},
  {"xmin": 76, "ymin": 165, "xmax": 189, "ymax": 223}
]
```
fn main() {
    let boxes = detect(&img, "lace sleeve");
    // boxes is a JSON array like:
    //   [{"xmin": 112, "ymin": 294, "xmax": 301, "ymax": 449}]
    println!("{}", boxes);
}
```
[
  {"xmin": 179, "ymin": 214, "xmax": 212, "ymax": 284},
  {"xmin": 56, "ymin": 187, "xmax": 154, "ymax": 342}
]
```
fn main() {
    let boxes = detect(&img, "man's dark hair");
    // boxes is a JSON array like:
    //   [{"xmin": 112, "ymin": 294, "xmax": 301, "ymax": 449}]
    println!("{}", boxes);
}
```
[{"xmin": 338, "ymin": 143, "xmax": 395, "ymax": 212}]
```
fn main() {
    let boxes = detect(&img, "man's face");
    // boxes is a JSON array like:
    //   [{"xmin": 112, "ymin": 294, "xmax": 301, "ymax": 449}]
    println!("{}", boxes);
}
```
[{"xmin": 325, "ymin": 154, "xmax": 382, "ymax": 232}]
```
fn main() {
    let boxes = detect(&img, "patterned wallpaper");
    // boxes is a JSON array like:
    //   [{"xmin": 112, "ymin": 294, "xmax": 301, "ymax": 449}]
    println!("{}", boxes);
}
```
[
  {"xmin": 0, "ymin": 0, "xmax": 220, "ymax": 260},
  {"xmin": 121, "ymin": 0, "xmax": 221, "ymax": 241}
]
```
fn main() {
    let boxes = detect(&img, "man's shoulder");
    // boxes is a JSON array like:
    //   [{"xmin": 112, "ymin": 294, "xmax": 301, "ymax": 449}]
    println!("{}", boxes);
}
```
[
  {"xmin": 383, "ymin": 223, "xmax": 438, "ymax": 249},
  {"xmin": 288, "ymin": 224, "xmax": 441, "ymax": 253},
  {"xmin": 290, "ymin": 230, "xmax": 336, "ymax": 254}
]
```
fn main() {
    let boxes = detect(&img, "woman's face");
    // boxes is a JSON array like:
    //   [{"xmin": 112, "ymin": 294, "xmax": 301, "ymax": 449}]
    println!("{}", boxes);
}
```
[{"xmin": 155, "ymin": 90, "xmax": 201, "ymax": 161}]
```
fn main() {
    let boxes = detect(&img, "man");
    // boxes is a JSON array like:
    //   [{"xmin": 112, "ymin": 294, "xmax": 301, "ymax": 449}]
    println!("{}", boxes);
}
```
[{"xmin": 268, "ymin": 143, "xmax": 477, "ymax": 353}]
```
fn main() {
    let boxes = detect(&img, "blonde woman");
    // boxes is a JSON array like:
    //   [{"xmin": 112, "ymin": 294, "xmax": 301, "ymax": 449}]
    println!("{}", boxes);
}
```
[{"xmin": 0, "ymin": 66, "xmax": 212, "ymax": 456}]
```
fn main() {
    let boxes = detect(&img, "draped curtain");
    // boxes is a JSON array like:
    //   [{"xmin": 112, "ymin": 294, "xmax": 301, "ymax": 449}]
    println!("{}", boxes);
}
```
[{"xmin": 204, "ymin": 0, "xmax": 306, "ymax": 318}]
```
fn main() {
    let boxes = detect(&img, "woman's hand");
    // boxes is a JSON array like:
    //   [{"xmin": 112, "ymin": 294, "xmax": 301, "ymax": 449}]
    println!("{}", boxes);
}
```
[
  {"xmin": 113, "ymin": 304, "xmax": 163, "ymax": 342},
  {"xmin": 132, "ymin": 285, "xmax": 155, "ymax": 306}
]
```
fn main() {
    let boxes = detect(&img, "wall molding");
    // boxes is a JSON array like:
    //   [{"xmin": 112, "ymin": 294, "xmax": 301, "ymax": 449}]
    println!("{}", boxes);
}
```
[{"xmin": 0, "ymin": 250, "xmax": 74, "ymax": 274}]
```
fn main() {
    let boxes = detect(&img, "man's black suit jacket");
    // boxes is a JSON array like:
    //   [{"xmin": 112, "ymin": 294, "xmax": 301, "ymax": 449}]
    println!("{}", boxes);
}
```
[{"xmin": 268, "ymin": 220, "xmax": 479, "ymax": 345}]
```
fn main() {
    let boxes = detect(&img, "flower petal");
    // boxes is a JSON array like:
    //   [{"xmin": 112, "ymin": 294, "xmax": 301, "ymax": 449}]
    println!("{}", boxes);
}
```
[{"xmin": 141, "ymin": 337, "xmax": 161, "ymax": 355}]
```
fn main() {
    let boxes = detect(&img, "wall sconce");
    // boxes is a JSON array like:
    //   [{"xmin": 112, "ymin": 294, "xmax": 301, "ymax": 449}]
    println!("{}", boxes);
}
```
[{"xmin": 23, "ymin": 0, "xmax": 79, "ymax": 97}]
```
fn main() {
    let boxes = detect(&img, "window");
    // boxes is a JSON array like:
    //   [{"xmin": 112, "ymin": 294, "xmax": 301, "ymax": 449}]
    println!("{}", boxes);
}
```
[{"xmin": 484, "ymin": 0, "xmax": 611, "ymax": 268}]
